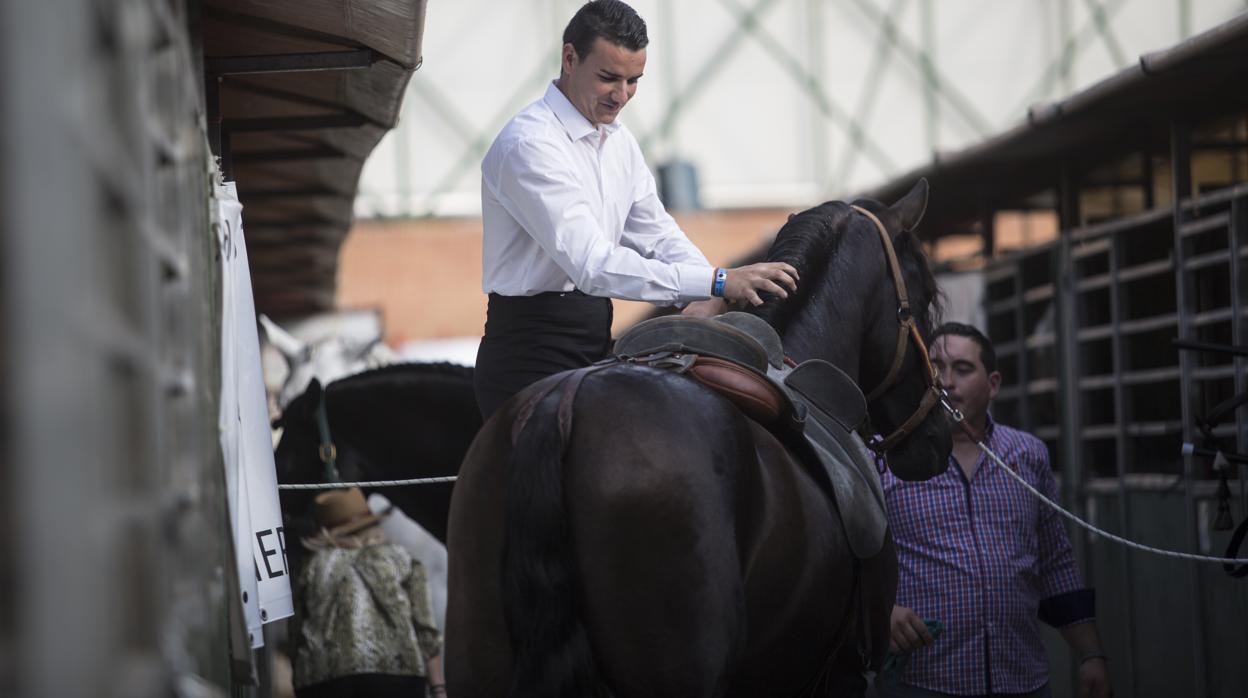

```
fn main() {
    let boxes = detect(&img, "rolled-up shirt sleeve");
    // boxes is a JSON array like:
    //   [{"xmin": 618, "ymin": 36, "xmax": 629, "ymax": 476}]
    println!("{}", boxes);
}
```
[
  {"xmin": 1030, "ymin": 445, "xmax": 1095, "ymax": 627},
  {"xmin": 487, "ymin": 137, "xmax": 713, "ymax": 304}
]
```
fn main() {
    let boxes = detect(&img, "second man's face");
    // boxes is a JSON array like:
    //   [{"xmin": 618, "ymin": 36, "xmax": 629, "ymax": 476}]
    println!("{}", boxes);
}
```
[
  {"xmin": 930, "ymin": 335, "xmax": 1000, "ymax": 426},
  {"xmin": 560, "ymin": 37, "xmax": 645, "ymax": 127}
]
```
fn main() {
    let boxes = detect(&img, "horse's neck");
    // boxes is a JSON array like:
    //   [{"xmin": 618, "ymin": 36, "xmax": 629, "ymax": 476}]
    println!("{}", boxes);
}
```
[
  {"xmin": 328, "ymin": 371, "xmax": 478, "ymax": 442},
  {"xmin": 780, "ymin": 254, "xmax": 870, "ymax": 381}
]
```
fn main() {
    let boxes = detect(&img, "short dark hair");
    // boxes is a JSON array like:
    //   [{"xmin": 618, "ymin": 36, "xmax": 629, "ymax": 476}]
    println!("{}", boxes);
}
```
[
  {"xmin": 563, "ymin": 0, "xmax": 649, "ymax": 60},
  {"xmin": 931, "ymin": 322, "xmax": 997, "ymax": 374}
]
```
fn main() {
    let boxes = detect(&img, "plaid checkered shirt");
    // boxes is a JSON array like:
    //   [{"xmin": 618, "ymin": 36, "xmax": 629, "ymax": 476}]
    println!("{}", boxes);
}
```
[{"xmin": 881, "ymin": 416, "xmax": 1094, "ymax": 695}]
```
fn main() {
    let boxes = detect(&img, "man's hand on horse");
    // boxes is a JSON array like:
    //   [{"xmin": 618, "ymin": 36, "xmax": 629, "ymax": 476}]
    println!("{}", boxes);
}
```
[
  {"xmin": 682, "ymin": 298, "xmax": 729, "ymax": 318},
  {"xmin": 888, "ymin": 605, "xmax": 934, "ymax": 654},
  {"xmin": 723, "ymin": 262, "xmax": 799, "ymax": 307}
]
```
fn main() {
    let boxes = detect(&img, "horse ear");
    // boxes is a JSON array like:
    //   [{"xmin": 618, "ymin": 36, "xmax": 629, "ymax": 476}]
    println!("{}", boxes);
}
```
[
  {"xmin": 891, "ymin": 178, "xmax": 929, "ymax": 232},
  {"xmin": 350, "ymin": 334, "xmax": 385, "ymax": 364},
  {"xmin": 259, "ymin": 314, "xmax": 308, "ymax": 365}
]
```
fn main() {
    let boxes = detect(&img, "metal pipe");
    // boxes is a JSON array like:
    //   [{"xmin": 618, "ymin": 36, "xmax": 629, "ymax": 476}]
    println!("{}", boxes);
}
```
[
  {"xmin": 1056, "ymin": 160, "xmax": 1087, "ymax": 561},
  {"xmin": 1230, "ymin": 194, "xmax": 1248, "ymax": 535},
  {"xmin": 920, "ymin": 0, "xmax": 938, "ymax": 156},
  {"xmin": 1107, "ymin": 219, "xmax": 1139, "ymax": 697},
  {"xmin": 1170, "ymin": 119, "xmax": 1209, "ymax": 696}
]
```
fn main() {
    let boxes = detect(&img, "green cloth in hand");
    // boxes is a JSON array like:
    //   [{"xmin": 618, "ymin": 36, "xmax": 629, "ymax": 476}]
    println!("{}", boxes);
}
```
[{"xmin": 881, "ymin": 619, "xmax": 944, "ymax": 689}]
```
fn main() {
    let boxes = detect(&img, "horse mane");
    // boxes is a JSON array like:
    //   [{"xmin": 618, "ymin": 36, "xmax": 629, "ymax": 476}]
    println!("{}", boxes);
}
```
[
  {"xmin": 748, "ymin": 201, "xmax": 852, "ymax": 334},
  {"xmin": 326, "ymin": 361, "xmax": 475, "ymax": 393},
  {"xmin": 748, "ymin": 199, "xmax": 941, "ymax": 336},
  {"xmin": 890, "ymin": 227, "xmax": 944, "ymax": 334},
  {"xmin": 276, "ymin": 360, "xmax": 477, "ymax": 428}
]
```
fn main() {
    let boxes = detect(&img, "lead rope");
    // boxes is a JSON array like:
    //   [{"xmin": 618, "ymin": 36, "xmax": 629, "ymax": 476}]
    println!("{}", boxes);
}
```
[
  {"xmin": 939, "ymin": 398, "xmax": 1248, "ymax": 566},
  {"xmin": 278, "ymin": 475, "xmax": 457, "ymax": 490}
]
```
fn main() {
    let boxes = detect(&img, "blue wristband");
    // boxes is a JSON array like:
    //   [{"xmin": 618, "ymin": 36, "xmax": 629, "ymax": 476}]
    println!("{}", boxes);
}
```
[{"xmin": 712, "ymin": 267, "xmax": 727, "ymax": 297}]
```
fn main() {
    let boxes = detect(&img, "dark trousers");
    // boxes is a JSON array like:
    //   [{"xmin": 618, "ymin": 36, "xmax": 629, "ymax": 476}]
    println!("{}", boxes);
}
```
[
  {"xmin": 474, "ymin": 291, "xmax": 613, "ymax": 420},
  {"xmin": 295, "ymin": 673, "xmax": 427, "ymax": 698},
  {"xmin": 877, "ymin": 682, "xmax": 1051, "ymax": 698}
]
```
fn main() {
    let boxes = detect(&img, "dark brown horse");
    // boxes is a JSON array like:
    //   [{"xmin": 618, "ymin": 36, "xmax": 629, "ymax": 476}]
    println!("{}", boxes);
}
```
[{"xmin": 446, "ymin": 180, "xmax": 951, "ymax": 698}]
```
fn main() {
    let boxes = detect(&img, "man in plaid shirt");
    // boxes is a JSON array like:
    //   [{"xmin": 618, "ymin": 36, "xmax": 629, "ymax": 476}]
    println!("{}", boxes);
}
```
[{"xmin": 880, "ymin": 323, "xmax": 1112, "ymax": 697}]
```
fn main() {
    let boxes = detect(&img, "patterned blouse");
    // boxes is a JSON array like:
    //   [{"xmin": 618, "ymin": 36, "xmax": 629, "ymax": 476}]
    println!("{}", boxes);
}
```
[
  {"xmin": 291, "ymin": 534, "xmax": 442, "ymax": 688},
  {"xmin": 881, "ymin": 417, "xmax": 1094, "ymax": 695}
]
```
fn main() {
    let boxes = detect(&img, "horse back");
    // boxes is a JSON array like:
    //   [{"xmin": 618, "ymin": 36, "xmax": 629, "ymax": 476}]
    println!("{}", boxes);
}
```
[{"xmin": 565, "ymin": 365, "xmax": 859, "ymax": 696}]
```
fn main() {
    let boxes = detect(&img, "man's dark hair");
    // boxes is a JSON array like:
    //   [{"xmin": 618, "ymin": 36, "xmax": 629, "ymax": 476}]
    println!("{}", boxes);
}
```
[
  {"xmin": 563, "ymin": 0, "xmax": 649, "ymax": 60},
  {"xmin": 931, "ymin": 322, "xmax": 997, "ymax": 374}
]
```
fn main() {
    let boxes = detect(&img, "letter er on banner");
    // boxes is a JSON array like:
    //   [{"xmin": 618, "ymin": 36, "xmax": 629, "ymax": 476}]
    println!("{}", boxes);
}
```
[{"xmin": 216, "ymin": 181, "xmax": 294, "ymax": 648}]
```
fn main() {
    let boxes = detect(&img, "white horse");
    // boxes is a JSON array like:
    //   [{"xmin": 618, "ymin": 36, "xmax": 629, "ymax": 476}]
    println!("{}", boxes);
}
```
[{"xmin": 259, "ymin": 313, "xmax": 401, "ymax": 409}]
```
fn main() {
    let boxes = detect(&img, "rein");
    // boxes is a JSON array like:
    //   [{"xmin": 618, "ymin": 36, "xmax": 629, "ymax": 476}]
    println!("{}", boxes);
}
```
[{"xmin": 848, "ymin": 205, "xmax": 944, "ymax": 454}]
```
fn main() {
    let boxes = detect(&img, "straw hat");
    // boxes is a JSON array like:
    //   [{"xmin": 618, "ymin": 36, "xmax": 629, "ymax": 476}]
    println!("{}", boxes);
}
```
[{"xmin": 312, "ymin": 487, "xmax": 382, "ymax": 537}]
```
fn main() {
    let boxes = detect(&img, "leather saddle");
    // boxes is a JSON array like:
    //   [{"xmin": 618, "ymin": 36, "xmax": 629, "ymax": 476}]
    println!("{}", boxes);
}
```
[
  {"xmin": 613, "ymin": 312, "xmax": 888, "ymax": 559},
  {"xmin": 614, "ymin": 314, "xmax": 788, "ymax": 423}
]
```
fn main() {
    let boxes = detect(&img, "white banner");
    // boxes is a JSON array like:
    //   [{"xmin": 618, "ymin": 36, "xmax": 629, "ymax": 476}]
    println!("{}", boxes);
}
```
[{"xmin": 216, "ymin": 181, "xmax": 294, "ymax": 648}]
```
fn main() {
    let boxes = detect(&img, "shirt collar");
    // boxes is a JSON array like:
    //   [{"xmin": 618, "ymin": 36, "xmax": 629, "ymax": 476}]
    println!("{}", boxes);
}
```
[
  {"xmin": 982, "ymin": 412, "xmax": 998, "ymax": 441},
  {"xmin": 543, "ymin": 81, "xmax": 620, "ymax": 142},
  {"xmin": 943, "ymin": 413, "xmax": 997, "ymax": 472}
]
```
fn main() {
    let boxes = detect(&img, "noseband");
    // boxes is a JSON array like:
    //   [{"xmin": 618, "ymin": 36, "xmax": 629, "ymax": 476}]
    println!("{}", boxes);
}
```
[{"xmin": 849, "ymin": 205, "xmax": 944, "ymax": 454}]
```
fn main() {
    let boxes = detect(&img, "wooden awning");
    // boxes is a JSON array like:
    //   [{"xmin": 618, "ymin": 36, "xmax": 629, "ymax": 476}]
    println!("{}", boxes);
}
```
[{"xmin": 202, "ymin": 0, "xmax": 427, "ymax": 316}]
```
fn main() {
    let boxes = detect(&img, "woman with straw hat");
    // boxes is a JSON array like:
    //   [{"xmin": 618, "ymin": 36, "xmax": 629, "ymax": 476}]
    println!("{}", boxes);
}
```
[{"xmin": 291, "ymin": 487, "xmax": 446, "ymax": 697}]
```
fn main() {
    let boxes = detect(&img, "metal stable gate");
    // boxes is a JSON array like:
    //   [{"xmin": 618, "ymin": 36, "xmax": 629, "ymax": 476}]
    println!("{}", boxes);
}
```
[
  {"xmin": 2, "ymin": 1, "xmax": 237, "ymax": 696},
  {"xmin": 982, "ymin": 121, "xmax": 1248, "ymax": 697}
]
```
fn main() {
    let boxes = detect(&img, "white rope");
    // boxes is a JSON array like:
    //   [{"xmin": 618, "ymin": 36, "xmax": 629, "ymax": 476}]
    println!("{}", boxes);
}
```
[
  {"xmin": 977, "ymin": 440, "xmax": 1248, "ymax": 566},
  {"xmin": 278, "ymin": 476, "xmax": 458, "ymax": 490}
]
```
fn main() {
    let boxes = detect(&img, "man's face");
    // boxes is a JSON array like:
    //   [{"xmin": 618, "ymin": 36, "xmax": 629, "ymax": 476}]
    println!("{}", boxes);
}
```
[
  {"xmin": 930, "ymin": 334, "xmax": 1000, "ymax": 426},
  {"xmin": 559, "ymin": 37, "xmax": 645, "ymax": 126}
]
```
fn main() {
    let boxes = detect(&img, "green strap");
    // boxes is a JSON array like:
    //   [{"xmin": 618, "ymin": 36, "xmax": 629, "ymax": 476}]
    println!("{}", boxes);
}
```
[{"xmin": 314, "ymin": 394, "xmax": 341, "ymax": 483}]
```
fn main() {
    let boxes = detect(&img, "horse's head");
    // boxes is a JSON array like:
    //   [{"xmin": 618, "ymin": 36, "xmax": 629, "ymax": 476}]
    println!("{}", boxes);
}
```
[
  {"xmin": 273, "ymin": 376, "xmax": 374, "ymax": 487},
  {"xmin": 271, "ymin": 377, "xmax": 330, "ymax": 546},
  {"xmin": 272, "ymin": 377, "xmax": 324, "ymax": 487},
  {"xmin": 850, "ymin": 180, "xmax": 951, "ymax": 480},
  {"xmin": 754, "ymin": 178, "xmax": 951, "ymax": 481}
]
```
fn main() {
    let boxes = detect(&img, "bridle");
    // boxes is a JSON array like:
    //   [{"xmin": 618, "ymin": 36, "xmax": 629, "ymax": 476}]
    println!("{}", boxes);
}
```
[
  {"xmin": 849, "ymin": 204, "xmax": 950, "ymax": 454},
  {"xmin": 313, "ymin": 389, "xmax": 342, "ymax": 483}
]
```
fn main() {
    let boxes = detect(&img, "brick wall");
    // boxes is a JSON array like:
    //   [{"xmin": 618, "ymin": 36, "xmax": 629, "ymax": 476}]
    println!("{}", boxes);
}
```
[{"xmin": 337, "ymin": 209, "xmax": 792, "ymax": 344}]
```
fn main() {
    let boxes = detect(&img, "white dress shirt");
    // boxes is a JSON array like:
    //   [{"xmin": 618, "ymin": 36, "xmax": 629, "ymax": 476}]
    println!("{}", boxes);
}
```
[{"xmin": 480, "ymin": 82, "xmax": 714, "ymax": 304}]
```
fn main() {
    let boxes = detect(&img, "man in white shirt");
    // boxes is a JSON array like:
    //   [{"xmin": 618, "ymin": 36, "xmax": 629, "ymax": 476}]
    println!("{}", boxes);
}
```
[{"xmin": 475, "ymin": 0, "xmax": 798, "ymax": 419}]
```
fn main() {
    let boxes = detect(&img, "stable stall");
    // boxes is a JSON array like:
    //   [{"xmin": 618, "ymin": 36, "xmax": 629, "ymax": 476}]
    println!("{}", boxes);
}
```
[{"xmin": 860, "ymin": 15, "xmax": 1248, "ymax": 698}]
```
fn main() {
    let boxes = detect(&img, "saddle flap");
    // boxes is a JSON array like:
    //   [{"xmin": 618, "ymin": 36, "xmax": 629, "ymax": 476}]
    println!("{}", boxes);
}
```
[
  {"xmin": 784, "ymin": 360, "xmax": 868, "ymax": 432},
  {"xmin": 782, "ymin": 359, "xmax": 886, "ymax": 559},
  {"xmin": 688, "ymin": 356, "xmax": 786, "ymax": 424},
  {"xmin": 803, "ymin": 419, "xmax": 888, "ymax": 559}
]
